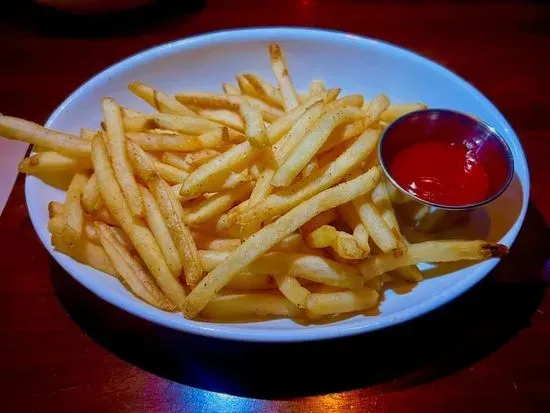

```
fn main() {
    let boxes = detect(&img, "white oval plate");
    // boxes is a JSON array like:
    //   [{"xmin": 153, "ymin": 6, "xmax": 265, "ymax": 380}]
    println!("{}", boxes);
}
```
[{"xmin": 25, "ymin": 28, "xmax": 529, "ymax": 342}]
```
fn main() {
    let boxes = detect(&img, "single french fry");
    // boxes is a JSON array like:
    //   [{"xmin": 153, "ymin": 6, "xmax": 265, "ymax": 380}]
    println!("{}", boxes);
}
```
[
  {"xmin": 126, "ymin": 140, "xmax": 203, "ymax": 286},
  {"xmin": 96, "ymin": 222, "xmax": 176, "ymax": 311},
  {"xmin": 266, "ymin": 89, "xmax": 339, "ymax": 144},
  {"xmin": 325, "ymin": 95, "xmax": 364, "ymax": 110},
  {"xmin": 198, "ymin": 109, "xmax": 245, "ymax": 133},
  {"xmin": 269, "ymin": 44, "xmax": 299, "ymax": 111},
  {"xmin": 309, "ymin": 80, "xmax": 325, "ymax": 97},
  {"xmin": 273, "ymin": 101, "xmax": 325, "ymax": 165},
  {"xmin": 153, "ymin": 159, "xmax": 189, "ymax": 184},
  {"xmin": 198, "ymin": 251, "xmax": 363, "ymax": 290},
  {"xmin": 127, "ymin": 128, "xmax": 227, "ymax": 151},
  {"xmin": 81, "ymin": 174, "xmax": 103, "ymax": 213},
  {"xmin": 139, "ymin": 185, "xmax": 182, "ymax": 277},
  {"xmin": 320, "ymin": 94, "xmax": 390, "ymax": 153},
  {"xmin": 151, "ymin": 113, "xmax": 220, "ymax": 135},
  {"xmin": 62, "ymin": 172, "xmax": 89, "ymax": 246},
  {"xmin": 337, "ymin": 203, "xmax": 370, "ymax": 254},
  {"xmin": 191, "ymin": 232, "xmax": 242, "ymax": 251},
  {"xmin": 271, "ymin": 107, "xmax": 363, "ymax": 187},
  {"xmin": 178, "ymin": 140, "xmax": 256, "ymax": 198},
  {"xmin": 184, "ymin": 166, "xmax": 380, "ymax": 317},
  {"xmin": 242, "ymin": 73, "xmax": 283, "ymax": 108},
  {"xmin": 300, "ymin": 209, "xmax": 338, "ymax": 235},
  {"xmin": 247, "ymin": 166, "xmax": 275, "ymax": 208},
  {"xmin": 274, "ymin": 274, "xmax": 309, "ymax": 309},
  {"xmin": 223, "ymin": 83, "xmax": 241, "ymax": 95},
  {"xmin": 52, "ymin": 233, "xmax": 116, "ymax": 277},
  {"xmin": 271, "ymin": 233, "xmax": 319, "ymax": 255},
  {"xmin": 128, "ymin": 82, "xmax": 196, "ymax": 116},
  {"xmin": 358, "ymin": 240, "xmax": 508, "ymax": 280},
  {"xmin": 239, "ymin": 99, "xmax": 270, "ymax": 147},
  {"xmin": 48, "ymin": 214, "xmax": 132, "ymax": 250},
  {"xmin": 160, "ymin": 152, "xmax": 192, "ymax": 172},
  {"xmin": 305, "ymin": 225, "xmax": 366, "ymax": 260},
  {"xmin": 92, "ymin": 135, "xmax": 186, "ymax": 308},
  {"xmin": 102, "ymin": 98, "xmax": 144, "ymax": 217},
  {"xmin": 200, "ymin": 293, "xmax": 299, "ymax": 320},
  {"xmin": 353, "ymin": 196, "xmax": 403, "ymax": 252},
  {"xmin": 380, "ymin": 102, "xmax": 427, "ymax": 123},
  {"xmin": 182, "ymin": 182, "xmax": 253, "ymax": 224},
  {"xmin": 306, "ymin": 287, "xmax": 379, "ymax": 315},
  {"xmin": 236, "ymin": 74, "xmax": 261, "ymax": 98},
  {"xmin": 0, "ymin": 116, "xmax": 90, "ymax": 157},
  {"xmin": 237, "ymin": 128, "xmax": 380, "ymax": 232},
  {"xmin": 182, "ymin": 149, "xmax": 221, "ymax": 167},
  {"xmin": 18, "ymin": 152, "xmax": 91, "ymax": 174}
]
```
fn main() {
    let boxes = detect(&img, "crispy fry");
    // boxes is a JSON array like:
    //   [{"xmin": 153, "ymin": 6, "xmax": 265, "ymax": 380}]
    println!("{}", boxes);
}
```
[
  {"xmin": 200, "ymin": 293, "xmax": 299, "ymax": 320},
  {"xmin": 198, "ymin": 251, "xmax": 363, "ymax": 290},
  {"xmin": 181, "ymin": 149, "xmax": 221, "ymax": 167},
  {"xmin": 153, "ymin": 159, "xmax": 189, "ymax": 185},
  {"xmin": 242, "ymin": 73, "xmax": 283, "ymax": 108},
  {"xmin": 305, "ymin": 225, "xmax": 366, "ymax": 260},
  {"xmin": 127, "ymin": 128, "xmax": 227, "ymax": 151},
  {"xmin": 306, "ymin": 287, "xmax": 379, "ymax": 315},
  {"xmin": 273, "ymin": 101, "xmax": 324, "ymax": 165},
  {"xmin": 126, "ymin": 140, "xmax": 203, "ymax": 286},
  {"xmin": 269, "ymin": 44, "xmax": 299, "ymax": 111},
  {"xmin": 337, "ymin": 203, "xmax": 370, "ymax": 254},
  {"xmin": 182, "ymin": 182, "xmax": 253, "ymax": 225},
  {"xmin": 238, "ymin": 128, "xmax": 380, "ymax": 232},
  {"xmin": 325, "ymin": 95, "xmax": 364, "ymax": 110},
  {"xmin": 128, "ymin": 82, "xmax": 196, "ymax": 116},
  {"xmin": 102, "ymin": 98, "xmax": 144, "ymax": 217},
  {"xmin": 358, "ymin": 240, "xmax": 508, "ymax": 280},
  {"xmin": 301, "ymin": 209, "xmax": 338, "ymax": 235},
  {"xmin": 96, "ymin": 222, "xmax": 176, "ymax": 311},
  {"xmin": 239, "ymin": 99, "xmax": 270, "ymax": 147},
  {"xmin": 18, "ymin": 152, "xmax": 91, "ymax": 174},
  {"xmin": 92, "ymin": 135, "xmax": 186, "ymax": 308},
  {"xmin": 197, "ymin": 109, "xmax": 245, "ymax": 133},
  {"xmin": 353, "ymin": 196, "xmax": 403, "ymax": 252},
  {"xmin": 62, "ymin": 172, "xmax": 89, "ymax": 246},
  {"xmin": 52, "ymin": 234, "xmax": 116, "ymax": 277},
  {"xmin": 160, "ymin": 152, "xmax": 193, "ymax": 172},
  {"xmin": 274, "ymin": 275, "xmax": 309, "ymax": 309},
  {"xmin": 185, "ymin": 166, "xmax": 380, "ymax": 317},
  {"xmin": 0, "ymin": 116, "xmax": 90, "ymax": 157},
  {"xmin": 191, "ymin": 233, "xmax": 242, "ymax": 251},
  {"xmin": 236, "ymin": 74, "xmax": 261, "ymax": 98},
  {"xmin": 81, "ymin": 174, "xmax": 103, "ymax": 213},
  {"xmin": 150, "ymin": 113, "xmax": 220, "ymax": 135},
  {"xmin": 139, "ymin": 185, "xmax": 182, "ymax": 277},
  {"xmin": 271, "ymin": 107, "xmax": 363, "ymax": 186},
  {"xmin": 271, "ymin": 233, "xmax": 319, "ymax": 255}
]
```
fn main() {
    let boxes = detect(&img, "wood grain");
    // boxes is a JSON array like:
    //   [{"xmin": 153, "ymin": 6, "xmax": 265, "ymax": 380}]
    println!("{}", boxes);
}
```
[{"xmin": 1, "ymin": 1, "xmax": 549, "ymax": 412}]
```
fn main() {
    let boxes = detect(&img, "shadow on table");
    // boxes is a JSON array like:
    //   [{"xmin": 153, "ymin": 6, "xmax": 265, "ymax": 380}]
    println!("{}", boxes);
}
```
[{"xmin": 50, "ymin": 202, "xmax": 549, "ymax": 399}]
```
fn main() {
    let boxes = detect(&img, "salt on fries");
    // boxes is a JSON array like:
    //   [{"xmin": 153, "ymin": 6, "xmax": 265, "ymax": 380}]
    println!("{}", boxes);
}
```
[{"xmin": 0, "ymin": 44, "xmax": 508, "ymax": 322}]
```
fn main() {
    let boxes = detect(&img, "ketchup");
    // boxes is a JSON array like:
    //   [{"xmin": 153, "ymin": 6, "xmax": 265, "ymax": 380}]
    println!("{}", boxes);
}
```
[{"xmin": 389, "ymin": 140, "xmax": 490, "ymax": 206}]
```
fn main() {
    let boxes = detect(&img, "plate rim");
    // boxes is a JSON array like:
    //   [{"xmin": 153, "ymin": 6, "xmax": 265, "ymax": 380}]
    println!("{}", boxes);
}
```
[{"xmin": 25, "ymin": 27, "xmax": 530, "ymax": 342}]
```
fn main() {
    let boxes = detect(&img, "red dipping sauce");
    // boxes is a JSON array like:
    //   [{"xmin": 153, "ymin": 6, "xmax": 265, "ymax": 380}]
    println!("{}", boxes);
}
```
[
  {"xmin": 379, "ymin": 109, "xmax": 513, "ymax": 209},
  {"xmin": 389, "ymin": 141, "xmax": 490, "ymax": 205}
]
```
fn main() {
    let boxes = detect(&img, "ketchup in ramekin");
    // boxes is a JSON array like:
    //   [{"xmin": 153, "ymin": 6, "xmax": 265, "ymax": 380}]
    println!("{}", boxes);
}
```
[{"xmin": 379, "ymin": 109, "xmax": 514, "ymax": 210}]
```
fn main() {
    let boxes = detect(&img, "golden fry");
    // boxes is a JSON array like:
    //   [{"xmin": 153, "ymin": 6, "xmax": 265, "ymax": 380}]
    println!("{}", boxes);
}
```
[{"xmin": 269, "ymin": 43, "xmax": 299, "ymax": 111}]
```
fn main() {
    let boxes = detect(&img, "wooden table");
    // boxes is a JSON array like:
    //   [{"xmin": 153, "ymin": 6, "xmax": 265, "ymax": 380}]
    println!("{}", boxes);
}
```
[{"xmin": 1, "ymin": 1, "xmax": 549, "ymax": 412}]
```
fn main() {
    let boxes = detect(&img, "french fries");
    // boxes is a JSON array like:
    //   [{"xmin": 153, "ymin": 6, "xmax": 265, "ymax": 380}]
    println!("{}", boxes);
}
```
[
  {"xmin": 92, "ymin": 135, "xmax": 186, "ymax": 308},
  {"xmin": 269, "ymin": 43, "xmax": 299, "ymax": 111},
  {"xmin": 7, "ymin": 43, "xmax": 509, "ymax": 323},
  {"xmin": 358, "ymin": 240, "xmax": 508, "ymax": 280},
  {"xmin": 96, "ymin": 222, "xmax": 176, "ymax": 310},
  {"xmin": 126, "ymin": 140, "xmax": 203, "ymax": 287},
  {"xmin": 62, "ymin": 172, "xmax": 89, "ymax": 246},
  {"xmin": 18, "ymin": 152, "xmax": 92, "ymax": 174},
  {"xmin": 184, "ymin": 166, "xmax": 381, "ymax": 317},
  {"xmin": 102, "ymin": 99, "xmax": 144, "ymax": 217}
]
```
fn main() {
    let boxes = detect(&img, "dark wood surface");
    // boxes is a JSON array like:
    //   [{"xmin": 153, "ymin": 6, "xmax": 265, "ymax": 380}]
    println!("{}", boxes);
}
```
[{"xmin": 1, "ymin": 1, "xmax": 549, "ymax": 412}]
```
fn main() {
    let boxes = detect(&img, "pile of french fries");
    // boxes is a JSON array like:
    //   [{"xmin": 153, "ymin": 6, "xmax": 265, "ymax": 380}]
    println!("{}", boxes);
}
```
[{"xmin": 0, "ymin": 44, "xmax": 508, "ymax": 322}]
